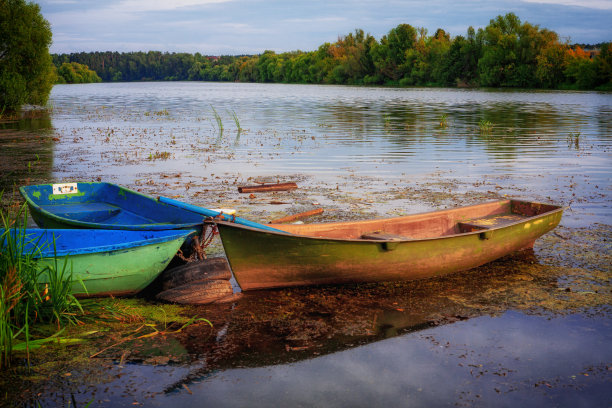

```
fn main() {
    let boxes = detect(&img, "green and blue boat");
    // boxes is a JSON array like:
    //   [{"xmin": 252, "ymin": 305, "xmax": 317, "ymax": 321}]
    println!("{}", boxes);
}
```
[
  {"xmin": 16, "ymin": 181, "xmax": 280, "ymax": 296},
  {"xmin": 1, "ymin": 228, "xmax": 195, "ymax": 296}
]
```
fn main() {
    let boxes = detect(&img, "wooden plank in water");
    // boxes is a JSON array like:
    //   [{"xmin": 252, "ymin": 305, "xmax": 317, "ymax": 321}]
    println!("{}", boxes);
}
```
[
  {"xmin": 238, "ymin": 182, "xmax": 298, "ymax": 193},
  {"xmin": 269, "ymin": 208, "xmax": 324, "ymax": 224}
]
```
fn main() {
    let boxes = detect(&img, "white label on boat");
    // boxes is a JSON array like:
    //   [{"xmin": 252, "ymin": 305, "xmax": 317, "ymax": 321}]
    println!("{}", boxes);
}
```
[
  {"xmin": 211, "ymin": 208, "xmax": 236, "ymax": 215},
  {"xmin": 52, "ymin": 183, "xmax": 78, "ymax": 195}
]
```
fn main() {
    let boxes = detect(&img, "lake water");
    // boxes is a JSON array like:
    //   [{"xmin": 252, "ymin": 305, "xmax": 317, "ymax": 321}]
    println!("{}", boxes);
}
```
[
  {"xmin": 1, "ymin": 82, "xmax": 610, "ymax": 406},
  {"xmin": 24, "ymin": 82, "xmax": 612, "ymax": 226}
]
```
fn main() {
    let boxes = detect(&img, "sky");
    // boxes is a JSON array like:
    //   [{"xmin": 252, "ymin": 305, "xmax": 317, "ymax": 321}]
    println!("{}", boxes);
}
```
[{"xmin": 37, "ymin": 0, "xmax": 612, "ymax": 55}]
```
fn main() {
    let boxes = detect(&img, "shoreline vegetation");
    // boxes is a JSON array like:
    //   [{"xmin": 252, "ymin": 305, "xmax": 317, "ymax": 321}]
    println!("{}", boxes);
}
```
[
  {"xmin": 0, "ymin": 202, "xmax": 83, "ymax": 369},
  {"xmin": 52, "ymin": 13, "xmax": 611, "ymax": 91}
]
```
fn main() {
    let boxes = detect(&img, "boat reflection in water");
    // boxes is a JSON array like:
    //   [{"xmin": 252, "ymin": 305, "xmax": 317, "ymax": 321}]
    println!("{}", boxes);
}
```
[{"xmin": 157, "ymin": 249, "xmax": 608, "ymax": 407}]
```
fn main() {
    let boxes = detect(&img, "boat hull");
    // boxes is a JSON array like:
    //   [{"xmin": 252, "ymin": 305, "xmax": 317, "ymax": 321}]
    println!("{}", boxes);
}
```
[
  {"xmin": 212, "ymin": 200, "xmax": 563, "ymax": 290},
  {"xmin": 2, "ymin": 229, "xmax": 194, "ymax": 296}
]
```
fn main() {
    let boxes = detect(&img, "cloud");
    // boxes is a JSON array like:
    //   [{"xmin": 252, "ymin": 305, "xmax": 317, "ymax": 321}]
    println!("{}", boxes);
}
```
[
  {"xmin": 117, "ymin": 0, "xmax": 233, "ymax": 13},
  {"xmin": 44, "ymin": 0, "xmax": 234, "ymax": 25},
  {"xmin": 283, "ymin": 17, "xmax": 347, "ymax": 24},
  {"xmin": 41, "ymin": 0, "xmax": 612, "ymax": 54},
  {"xmin": 44, "ymin": 0, "xmax": 79, "ymax": 4},
  {"xmin": 521, "ymin": 0, "xmax": 612, "ymax": 9}
]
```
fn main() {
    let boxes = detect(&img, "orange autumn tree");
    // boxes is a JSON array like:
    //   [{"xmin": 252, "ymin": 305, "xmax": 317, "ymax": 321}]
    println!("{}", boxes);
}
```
[{"xmin": 564, "ymin": 46, "xmax": 597, "ymax": 88}]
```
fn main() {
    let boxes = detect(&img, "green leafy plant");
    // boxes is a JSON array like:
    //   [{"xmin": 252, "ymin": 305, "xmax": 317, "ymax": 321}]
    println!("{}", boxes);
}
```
[
  {"xmin": 383, "ymin": 113, "xmax": 391, "ymax": 127},
  {"xmin": 0, "ymin": 272, "xmax": 24, "ymax": 368}
]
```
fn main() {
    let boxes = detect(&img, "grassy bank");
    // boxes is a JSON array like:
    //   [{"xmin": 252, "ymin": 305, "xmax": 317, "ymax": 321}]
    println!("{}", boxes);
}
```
[{"xmin": 0, "ymin": 202, "xmax": 83, "ymax": 368}]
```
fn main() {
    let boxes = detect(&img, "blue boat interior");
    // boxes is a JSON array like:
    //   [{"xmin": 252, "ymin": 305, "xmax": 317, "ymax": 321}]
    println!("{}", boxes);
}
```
[{"xmin": 20, "ymin": 182, "xmax": 205, "ymax": 228}]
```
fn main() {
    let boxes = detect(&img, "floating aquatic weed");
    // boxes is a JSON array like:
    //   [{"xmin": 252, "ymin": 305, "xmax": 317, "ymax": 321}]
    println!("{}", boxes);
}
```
[
  {"xmin": 89, "ymin": 304, "xmax": 212, "ymax": 358},
  {"xmin": 144, "ymin": 109, "xmax": 169, "ymax": 117},
  {"xmin": 147, "ymin": 151, "xmax": 172, "ymax": 160},
  {"xmin": 439, "ymin": 113, "xmax": 448, "ymax": 128},
  {"xmin": 26, "ymin": 154, "xmax": 40, "ymax": 173},
  {"xmin": 228, "ymin": 109, "xmax": 242, "ymax": 145},
  {"xmin": 383, "ymin": 113, "xmax": 391, "ymax": 128},
  {"xmin": 478, "ymin": 119, "xmax": 493, "ymax": 134},
  {"xmin": 567, "ymin": 132, "xmax": 580, "ymax": 149}
]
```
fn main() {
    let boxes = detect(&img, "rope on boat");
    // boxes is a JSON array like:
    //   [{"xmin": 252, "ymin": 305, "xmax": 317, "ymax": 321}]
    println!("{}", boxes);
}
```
[{"xmin": 176, "ymin": 221, "xmax": 218, "ymax": 262}]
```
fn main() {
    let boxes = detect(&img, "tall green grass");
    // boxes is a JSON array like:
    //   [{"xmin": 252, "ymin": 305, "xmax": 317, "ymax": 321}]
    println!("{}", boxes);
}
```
[
  {"xmin": 229, "ymin": 109, "xmax": 241, "ymax": 132},
  {"xmin": 210, "ymin": 105, "xmax": 224, "ymax": 135},
  {"xmin": 0, "ymin": 203, "xmax": 83, "ymax": 368}
]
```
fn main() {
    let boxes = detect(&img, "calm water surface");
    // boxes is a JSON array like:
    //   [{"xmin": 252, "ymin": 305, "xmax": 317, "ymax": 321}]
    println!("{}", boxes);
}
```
[{"xmin": 1, "ymin": 82, "xmax": 610, "ymax": 407}]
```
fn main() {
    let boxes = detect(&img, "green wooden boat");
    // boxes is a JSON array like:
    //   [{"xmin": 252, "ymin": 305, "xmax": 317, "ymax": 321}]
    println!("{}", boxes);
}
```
[
  {"xmin": 1, "ymin": 228, "xmax": 195, "ymax": 296},
  {"xmin": 209, "ymin": 199, "xmax": 564, "ymax": 291}
]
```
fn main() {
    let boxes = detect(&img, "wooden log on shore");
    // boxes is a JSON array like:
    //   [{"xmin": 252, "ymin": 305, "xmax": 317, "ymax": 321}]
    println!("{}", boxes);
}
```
[
  {"xmin": 238, "ymin": 182, "xmax": 298, "ymax": 193},
  {"xmin": 156, "ymin": 279, "xmax": 233, "ymax": 304},
  {"xmin": 269, "ymin": 208, "xmax": 324, "ymax": 224},
  {"xmin": 159, "ymin": 257, "xmax": 231, "ymax": 291}
]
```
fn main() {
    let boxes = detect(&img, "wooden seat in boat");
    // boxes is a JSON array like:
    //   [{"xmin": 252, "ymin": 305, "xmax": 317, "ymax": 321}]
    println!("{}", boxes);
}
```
[
  {"xmin": 40, "ymin": 202, "xmax": 121, "ymax": 222},
  {"xmin": 360, "ymin": 231, "xmax": 409, "ymax": 241},
  {"xmin": 458, "ymin": 213, "xmax": 529, "ymax": 232}
]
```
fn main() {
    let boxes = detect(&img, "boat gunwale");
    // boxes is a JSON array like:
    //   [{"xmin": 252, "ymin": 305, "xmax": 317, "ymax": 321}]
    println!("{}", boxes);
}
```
[
  {"xmin": 2, "ymin": 229, "xmax": 196, "ymax": 258},
  {"xmin": 207, "ymin": 199, "xmax": 565, "ymax": 244}
]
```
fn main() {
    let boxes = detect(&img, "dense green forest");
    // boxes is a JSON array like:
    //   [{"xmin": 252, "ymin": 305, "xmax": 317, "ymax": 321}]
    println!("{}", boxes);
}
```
[{"xmin": 52, "ymin": 13, "xmax": 611, "ymax": 90}]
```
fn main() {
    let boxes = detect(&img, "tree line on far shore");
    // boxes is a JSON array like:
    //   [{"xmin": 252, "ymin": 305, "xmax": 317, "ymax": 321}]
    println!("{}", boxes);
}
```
[
  {"xmin": 53, "ymin": 13, "xmax": 610, "ymax": 91},
  {"xmin": 2, "ymin": 4, "xmax": 611, "ymax": 115}
]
